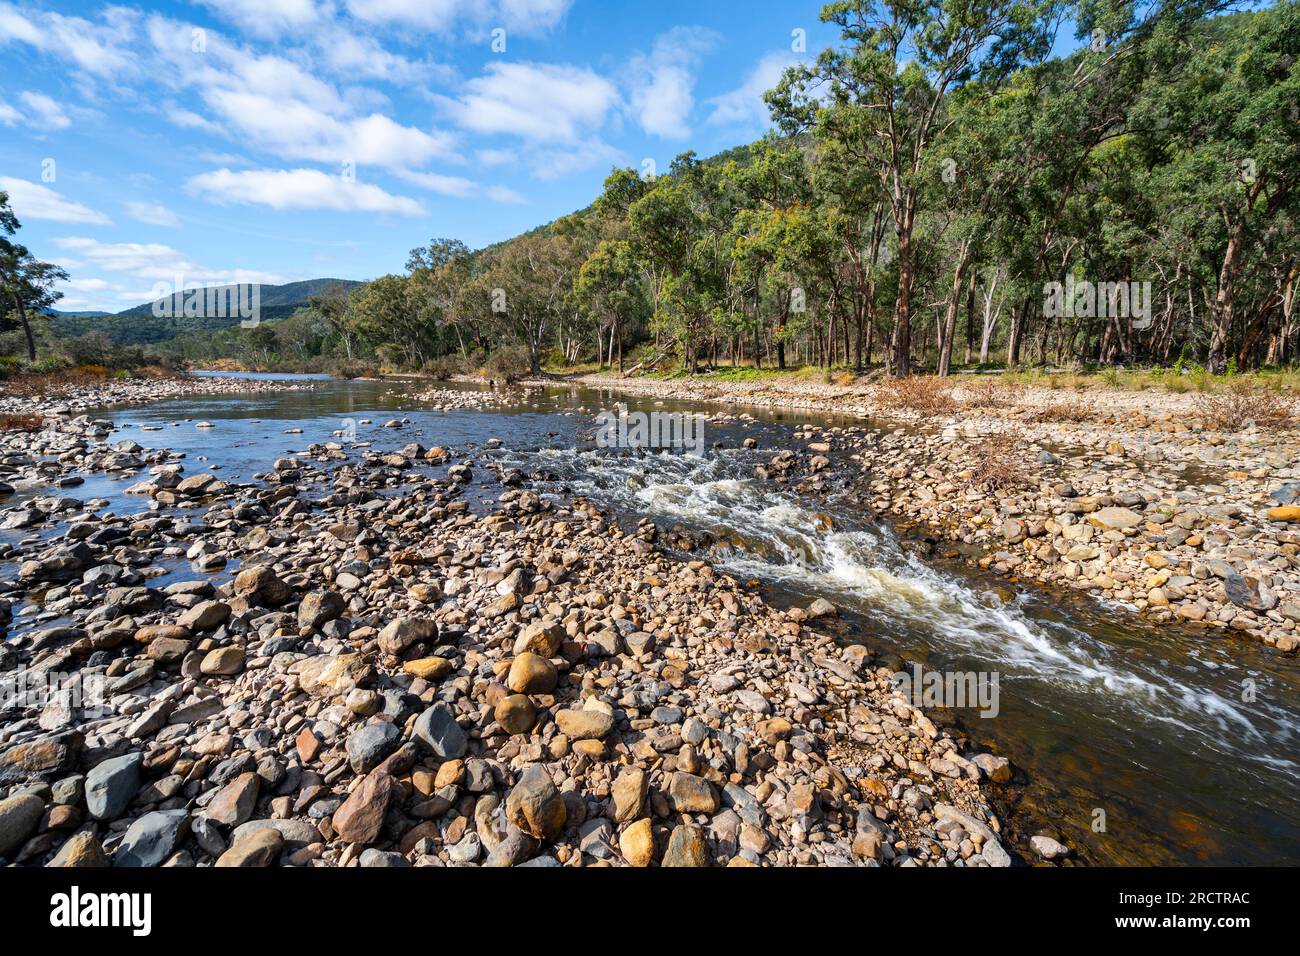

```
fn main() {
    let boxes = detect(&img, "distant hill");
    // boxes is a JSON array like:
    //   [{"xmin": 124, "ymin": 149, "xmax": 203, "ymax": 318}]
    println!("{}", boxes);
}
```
[{"xmin": 49, "ymin": 278, "xmax": 363, "ymax": 345}]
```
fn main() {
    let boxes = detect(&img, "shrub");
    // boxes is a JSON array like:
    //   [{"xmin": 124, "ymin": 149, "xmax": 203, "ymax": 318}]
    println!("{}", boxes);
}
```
[
  {"xmin": 331, "ymin": 360, "xmax": 381, "ymax": 380},
  {"xmin": 1195, "ymin": 383, "xmax": 1295, "ymax": 431},
  {"xmin": 0, "ymin": 414, "xmax": 45, "ymax": 432},
  {"xmin": 877, "ymin": 375, "xmax": 957, "ymax": 414},
  {"xmin": 1029, "ymin": 401, "xmax": 1094, "ymax": 423},
  {"xmin": 423, "ymin": 355, "xmax": 462, "ymax": 381},
  {"xmin": 958, "ymin": 378, "xmax": 1023, "ymax": 409},
  {"xmin": 483, "ymin": 345, "xmax": 532, "ymax": 384},
  {"xmin": 966, "ymin": 432, "xmax": 1029, "ymax": 492}
]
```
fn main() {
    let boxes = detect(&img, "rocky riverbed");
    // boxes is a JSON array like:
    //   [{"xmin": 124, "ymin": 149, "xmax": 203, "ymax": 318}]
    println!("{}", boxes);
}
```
[
  {"xmin": 0, "ymin": 402, "xmax": 1017, "ymax": 868},
  {"xmin": 568, "ymin": 372, "xmax": 1300, "ymax": 655}
]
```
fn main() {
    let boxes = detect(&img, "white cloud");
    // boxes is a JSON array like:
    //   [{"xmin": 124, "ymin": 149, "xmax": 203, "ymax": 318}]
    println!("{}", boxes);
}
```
[
  {"xmin": 441, "ymin": 62, "xmax": 618, "ymax": 143},
  {"xmin": 343, "ymin": 0, "xmax": 572, "ymax": 35},
  {"xmin": 53, "ymin": 236, "xmax": 287, "ymax": 288},
  {"xmin": 496, "ymin": 0, "xmax": 573, "ymax": 34},
  {"xmin": 0, "ymin": 4, "xmax": 138, "ymax": 78},
  {"xmin": 126, "ymin": 201, "xmax": 181, "ymax": 227},
  {"xmin": 396, "ymin": 169, "xmax": 527, "ymax": 204},
  {"xmin": 343, "ymin": 0, "xmax": 460, "ymax": 32},
  {"xmin": 146, "ymin": 15, "xmax": 456, "ymax": 171},
  {"xmin": 707, "ymin": 51, "xmax": 796, "ymax": 128},
  {"xmin": 627, "ymin": 28, "xmax": 718, "ymax": 140},
  {"xmin": 0, "ymin": 177, "xmax": 111, "ymax": 225},
  {"xmin": 314, "ymin": 26, "xmax": 447, "ymax": 84},
  {"xmin": 0, "ymin": 100, "xmax": 21, "ymax": 125},
  {"xmin": 61, "ymin": 277, "xmax": 111, "ymax": 292},
  {"xmin": 187, "ymin": 167, "xmax": 425, "ymax": 215},
  {"xmin": 192, "ymin": 0, "xmax": 322, "ymax": 38},
  {"xmin": 19, "ymin": 90, "xmax": 70, "ymax": 129}
]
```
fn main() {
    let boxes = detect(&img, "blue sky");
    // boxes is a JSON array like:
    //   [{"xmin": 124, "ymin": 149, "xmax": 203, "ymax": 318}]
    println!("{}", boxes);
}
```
[{"xmin": 0, "ymin": 0, "xmax": 846, "ymax": 313}]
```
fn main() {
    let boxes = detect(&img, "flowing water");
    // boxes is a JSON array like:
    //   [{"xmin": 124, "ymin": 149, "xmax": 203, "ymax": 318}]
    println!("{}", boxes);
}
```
[{"xmin": 13, "ymin": 372, "xmax": 1300, "ymax": 865}]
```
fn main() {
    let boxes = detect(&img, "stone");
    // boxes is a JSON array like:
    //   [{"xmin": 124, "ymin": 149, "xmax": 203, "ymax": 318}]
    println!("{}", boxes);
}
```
[
  {"xmin": 495, "ymin": 695, "xmax": 536, "ymax": 736},
  {"xmin": 115, "ymin": 809, "xmax": 190, "ymax": 867},
  {"xmin": 662, "ymin": 824, "xmax": 710, "ymax": 867},
  {"xmin": 200, "ymin": 645, "xmax": 245, "ymax": 676},
  {"xmin": 756, "ymin": 717, "xmax": 792, "ymax": 744},
  {"xmin": 513, "ymin": 620, "xmax": 564, "ymax": 657},
  {"xmin": 215, "ymin": 827, "xmax": 283, "ymax": 867},
  {"xmin": 204, "ymin": 772, "xmax": 260, "ymax": 827},
  {"xmin": 554, "ymin": 708, "xmax": 614, "ymax": 740},
  {"xmin": 1266, "ymin": 506, "xmax": 1300, "ymax": 522},
  {"xmin": 333, "ymin": 771, "xmax": 396, "ymax": 845},
  {"xmin": 233, "ymin": 565, "xmax": 292, "ymax": 606},
  {"xmin": 359, "ymin": 849, "xmax": 410, "ymax": 867},
  {"xmin": 806, "ymin": 597, "xmax": 837, "ymax": 618},
  {"xmin": 0, "ymin": 792, "xmax": 45, "ymax": 857},
  {"xmin": 669, "ymin": 772, "xmax": 719, "ymax": 814},
  {"xmin": 505, "ymin": 765, "xmax": 567, "ymax": 841},
  {"xmin": 1087, "ymin": 507, "xmax": 1144, "ymax": 531},
  {"xmin": 1030, "ymin": 835, "xmax": 1070, "ymax": 860},
  {"xmin": 507, "ymin": 652, "xmax": 557, "ymax": 695},
  {"xmin": 484, "ymin": 828, "xmax": 538, "ymax": 867},
  {"xmin": 402, "ymin": 657, "xmax": 452, "ymax": 680},
  {"xmin": 972, "ymin": 753, "xmax": 1013, "ymax": 783},
  {"xmin": 296, "ymin": 652, "xmax": 372, "ymax": 697},
  {"xmin": 378, "ymin": 617, "xmax": 437, "ymax": 656},
  {"xmin": 85, "ymin": 752, "xmax": 143, "ymax": 821},
  {"xmin": 47, "ymin": 831, "xmax": 110, "ymax": 867},
  {"xmin": 231, "ymin": 818, "xmax": 320, "ymax": 850},
  {"xmin": 147, "ymin": 637, "xmax": 191, "ymax": 665},
  {"xmin": 346, "ymin": 722, "xmax": 401, "ymax": 773},
  {"xmin": 1223, "ymin": 572, "xmax": 1278, "ymax": 612},
  {"xmin": 611, "ymin": 767, "xmax": 648, "ymax": 823},
  {"xmin": 178, "ymin": 600, "xmax": 231, "ymax": 632},
  {"xmin": 412, "ymin": 705, "xmax": 467, "ymax": 759},
  {"xmin": 981, "ymin": 838, "xmax": 1012, "ymax": 867},
  {"xmin": 298, "ymin": 590, "xmax": 346, "ymax": 630},
  {"xmin": 619, "ymin": 818, "xmax": 655, "ymax": 867}
]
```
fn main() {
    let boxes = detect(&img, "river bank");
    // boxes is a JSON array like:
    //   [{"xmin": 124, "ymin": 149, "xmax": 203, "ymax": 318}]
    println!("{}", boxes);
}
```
[
  {"xmin": 561, "ymin": 371, "xmax": 1300, "ymax": 656},
  {"xmin": 0, "ymin": 396, "xmax": 1016, "ymax": 868}
]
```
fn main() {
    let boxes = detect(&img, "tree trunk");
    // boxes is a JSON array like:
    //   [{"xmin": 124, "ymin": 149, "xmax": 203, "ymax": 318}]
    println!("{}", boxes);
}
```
[
  {"xmin": 893, "ymin": 229, "xmax": 914, "ymax": 377},
  {"xmin": 13, "ymin": 293, "xmax": 36, "ymax": 362},
  {"xmin": 937, "ymin": 242, "xmax": 973, "ymax": 377}
]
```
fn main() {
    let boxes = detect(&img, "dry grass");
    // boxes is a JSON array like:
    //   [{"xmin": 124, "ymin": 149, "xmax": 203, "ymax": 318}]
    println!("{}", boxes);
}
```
[
  {"xmin": 966, "ymin": 432, "xmax": 1030, "ymax": 492},
  {"xmin": 0, "ymin": 414, "xmax": 45, "ymax": 432},
  {"xmin": 877, "ymin": 376, "xmax": 957, "ymax": 414},
  {"xmin": 957, "ymin": 378, "xmax": 1024, "ymax": 410},
  {"xmin": 1194, "ymin": 383, "xmax": 1295, "ymax": 432},
  {"xmin": 1027, "ymin": 400, "xmax": 1095, "ymax": 424}
]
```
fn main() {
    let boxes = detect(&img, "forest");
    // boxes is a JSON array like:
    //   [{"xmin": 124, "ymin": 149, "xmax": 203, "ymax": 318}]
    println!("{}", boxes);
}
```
[{"xmin": 4, "ymin": 0, "xmax": 1298, "ymax": 381}]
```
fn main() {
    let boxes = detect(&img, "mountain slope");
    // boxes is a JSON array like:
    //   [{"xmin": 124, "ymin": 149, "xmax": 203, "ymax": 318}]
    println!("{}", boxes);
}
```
[{"xmin": 49, "ymin": 278, "xmax": 363, "ymax": 345}]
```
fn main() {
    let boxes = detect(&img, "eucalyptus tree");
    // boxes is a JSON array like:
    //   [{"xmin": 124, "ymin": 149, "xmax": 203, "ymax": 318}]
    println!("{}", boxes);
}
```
[
  {"xmin": 575, "ymin": 240, "xmax": 649, "ymax": 372},
  {"xmin": 769, "ymin": 0, "xmax": 1059, "ymax": 376},
  {"xmin": 1138, "ymin": 2, "xmax": 1300, "ymax": 372},
  {"xmin": 0, "ymin": 190, "xmax": 67, "ymax": 362}
]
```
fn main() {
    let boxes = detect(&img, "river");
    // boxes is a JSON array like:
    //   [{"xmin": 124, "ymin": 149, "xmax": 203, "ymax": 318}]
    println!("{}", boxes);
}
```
[{"xmin": 28, "ymin": 371, "xmax": 1300, "ymax": 866}]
